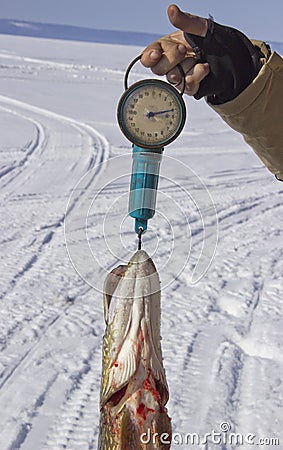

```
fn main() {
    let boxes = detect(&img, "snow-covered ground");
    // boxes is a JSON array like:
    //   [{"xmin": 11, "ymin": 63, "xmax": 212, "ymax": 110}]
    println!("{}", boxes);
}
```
[{"xmin": 0, "ymin": 34, "xmax": 282, "ymax": 450}]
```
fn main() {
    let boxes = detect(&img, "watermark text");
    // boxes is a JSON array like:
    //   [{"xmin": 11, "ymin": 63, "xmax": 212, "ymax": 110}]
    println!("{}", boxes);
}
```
[{"xmin": 140, "ymin": 422, "xmax": 280, "ymax": 446}]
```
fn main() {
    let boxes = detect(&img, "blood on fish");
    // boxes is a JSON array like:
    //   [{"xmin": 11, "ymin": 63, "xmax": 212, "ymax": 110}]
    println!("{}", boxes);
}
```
[
  {"xmin": 137, "ymin": 402, "xmax": 155, "ymax": 421},
  {"xmin": 111, "ymin": 417, "xmax": 121, "ymax": 437},
  {"xmin": 139, "ymin": 328, "xmax": 145, "ymax": 343},
  {"xmin": 142, "ymin": 377, "xmax": 161, "ymax": 403},
  {"xmin": 113, "ymin": 361, "xmax": 123, "ymax": 369}
]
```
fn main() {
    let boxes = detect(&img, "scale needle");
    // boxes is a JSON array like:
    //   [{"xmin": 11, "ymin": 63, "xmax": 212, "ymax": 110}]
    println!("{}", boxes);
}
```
[{"xmin": 146, "ymin": 108, "xmax": 174, "ymax": 118}]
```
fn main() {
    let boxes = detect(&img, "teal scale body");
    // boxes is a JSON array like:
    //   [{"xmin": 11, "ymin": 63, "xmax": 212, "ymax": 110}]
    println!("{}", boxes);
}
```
[{"xmin": 128, "ymin": 145, "xmax": 163, "ymax": 234}]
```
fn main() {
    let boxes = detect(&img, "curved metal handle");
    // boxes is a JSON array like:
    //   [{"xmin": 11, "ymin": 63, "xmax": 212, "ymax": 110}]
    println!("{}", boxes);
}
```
[{"xmin": 124, "ymin": 55, "xmax": 186, "ymax": 95}]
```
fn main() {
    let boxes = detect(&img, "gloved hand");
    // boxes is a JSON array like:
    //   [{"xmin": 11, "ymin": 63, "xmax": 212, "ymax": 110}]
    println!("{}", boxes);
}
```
[{"xmin": 141, "ymin": 5, "xmax": 264, "ymax": 104}]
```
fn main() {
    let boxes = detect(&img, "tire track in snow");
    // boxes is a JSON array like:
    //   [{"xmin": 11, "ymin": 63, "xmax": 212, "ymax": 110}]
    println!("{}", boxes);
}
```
[
  {"xmin": 0, "ymin": 51, "xmax": 148, "ymax": 81},
  {"xmin": 232, "ymin": 248, "xmax": 283, "ymax": 445},
  {"xmin": 0, "ymin": 94, "xmax": 109, "ymax": 303},
  {"xmin": 0, "ymin": 299, "xmax": 73, "ymax": 390},
  {"xmin": 0, "ymin": 92, "xmax": 108, "ymax": 317},
  {"xmin": 41, "ymin": 348, "xmax": 101, "ymax": 450},
  {"xmin": 0, "ymin": 95, "xmax": 110, "ymax": 449},
  {"xmin": 0, "ymin": 285, "xmax": 103, "ymax": 450},
  {"xmin": 0, "ymin": 105, "xmax": 47, "ymax": 190},
  {"xmin": 0, "ymin": 94, "xmax": 109, "ymax": 190},
  {"xmin": 203, "ymin": 211, "xmax": 281, "ymax": 441},
  {"xmin": 161, "ymin": 174, "xmax": 282, "ymax": 444}
]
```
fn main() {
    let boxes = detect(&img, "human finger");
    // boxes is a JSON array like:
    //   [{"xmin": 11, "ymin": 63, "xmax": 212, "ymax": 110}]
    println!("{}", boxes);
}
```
[
  {"xmin": 141, "ymin": 44, "xmax": 163, "ymax": 68},
  {"xmin": 184, "ymin": 63, "xmax": 210, "ymax": 95},
  {"xmin": 150, "ymin": 43, "xmax": 188, "ymax": 75},
  {"xmin": 168, "ymin": 4, "xmax": 208, "ymax": 37},
  {"xmin": 166, "ymin": 58, "xmax": 196, "ymax": 85}
]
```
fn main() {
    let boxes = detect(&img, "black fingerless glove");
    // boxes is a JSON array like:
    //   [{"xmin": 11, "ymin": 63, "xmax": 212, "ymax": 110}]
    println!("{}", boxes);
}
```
[{"xmin": 184, "ymin": 20, "xmax": 266, "ymax": 104}]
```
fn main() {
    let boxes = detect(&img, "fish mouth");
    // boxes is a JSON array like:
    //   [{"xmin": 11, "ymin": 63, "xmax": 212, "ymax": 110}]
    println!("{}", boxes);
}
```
[
  {"xmin": 128, "ymin": 250, "xmax": 157, "ymax": 275},
  {"xmin": 129, "ymin": 250, "xmax": 155, "ymax": 265}
]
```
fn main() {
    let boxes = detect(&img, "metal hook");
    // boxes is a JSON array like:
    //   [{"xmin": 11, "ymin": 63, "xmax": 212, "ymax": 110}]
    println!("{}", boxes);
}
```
[
  {"xmin": 176, "ymin": 64, "xmax": 186, "ymax": 96},
  {"xmin": 124, "ymin": 55, "xmax": 186, "ymax": 95},
  {"xmin": 124, "ymin": 55, "xmax": 142, "ymax": 91},
  {"xmin": 138, "ymin": 227, "xmax": 143, "ymax": 251}
]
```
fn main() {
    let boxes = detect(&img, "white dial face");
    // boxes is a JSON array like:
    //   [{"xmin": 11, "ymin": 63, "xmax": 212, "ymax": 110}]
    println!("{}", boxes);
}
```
[{"xmin": 119, "ymin": 80, "xmax": 185, "ymax": 148}]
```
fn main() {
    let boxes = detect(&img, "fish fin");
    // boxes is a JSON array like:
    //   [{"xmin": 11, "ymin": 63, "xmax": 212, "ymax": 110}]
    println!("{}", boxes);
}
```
[
  {"xmin": 101, "ymin": 336, "xmax": 138, "ymax": 403},
  {"xmin": 150, "ymin": 347, "xmax": 169, "ymax": 397},
  {"xmin": 142, "ymin": 294, "xmax": 169, "ymax": 402},
  {"xmin": 140, "ymin": 317, "xmax": 169, "ymax": 405},
  {"xmin": 112, "ymin": 338, "xmax": 138, "ymax": 389}
]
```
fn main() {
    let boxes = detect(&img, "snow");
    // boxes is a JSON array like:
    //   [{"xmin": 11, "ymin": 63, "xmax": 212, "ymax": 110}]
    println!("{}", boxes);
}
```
[{"xmin": 0, "ymin": 33, "xmax": 282, "ymax": 450}]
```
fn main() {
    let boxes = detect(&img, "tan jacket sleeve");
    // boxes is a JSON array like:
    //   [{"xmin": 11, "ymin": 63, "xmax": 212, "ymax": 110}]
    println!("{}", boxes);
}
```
[{"xmin": 207, "ymin": 43, "xmax": 283, "ymax": 180}]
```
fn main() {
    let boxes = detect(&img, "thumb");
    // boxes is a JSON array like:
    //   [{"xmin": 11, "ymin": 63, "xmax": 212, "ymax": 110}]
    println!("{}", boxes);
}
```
[{"xmin": 168, "ymin": 4, "xmax": 208, "ymax": 37}]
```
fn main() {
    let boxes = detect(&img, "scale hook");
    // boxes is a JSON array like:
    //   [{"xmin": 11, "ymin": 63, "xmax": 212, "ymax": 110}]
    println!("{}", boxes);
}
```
[{"xmin": 137, "ymin": 227, "xmax": 143, "ymax": 251}]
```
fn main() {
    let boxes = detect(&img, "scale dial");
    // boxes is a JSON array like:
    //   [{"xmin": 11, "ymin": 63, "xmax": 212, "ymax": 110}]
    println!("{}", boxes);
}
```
[{"xmin": 117, "ymin": 79, "xmax": 186, "ymax": 149}]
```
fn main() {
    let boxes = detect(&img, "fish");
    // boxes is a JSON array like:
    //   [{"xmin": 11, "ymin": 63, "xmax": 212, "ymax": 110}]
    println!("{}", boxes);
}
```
[{"xmin": 98, "ymin": 250, "xmax": 171, "ymax": 449}]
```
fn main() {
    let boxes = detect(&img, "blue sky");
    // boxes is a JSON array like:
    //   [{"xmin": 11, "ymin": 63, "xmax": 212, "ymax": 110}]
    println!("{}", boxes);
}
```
[{"xmin": 1, "ymin": 0, "xmax": 282, "ymax": 42}]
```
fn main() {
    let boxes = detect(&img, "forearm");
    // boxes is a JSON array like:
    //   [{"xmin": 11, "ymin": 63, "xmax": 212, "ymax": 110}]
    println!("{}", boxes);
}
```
[{"xmin": 207, "ymin": 44, "xmax": 283, "ymax": 179}]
